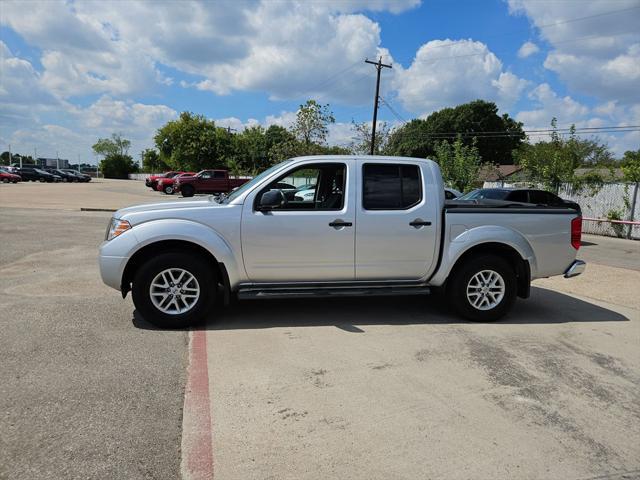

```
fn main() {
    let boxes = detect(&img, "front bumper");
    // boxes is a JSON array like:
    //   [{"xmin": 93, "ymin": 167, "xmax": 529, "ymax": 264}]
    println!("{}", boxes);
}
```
[
  {"xmin": 564, "ymin": 260, "xmax": 586, "ymax": 278},
  {"xmin": 99, "ymin": 252, "xmax": 129, "ymax": 291}
]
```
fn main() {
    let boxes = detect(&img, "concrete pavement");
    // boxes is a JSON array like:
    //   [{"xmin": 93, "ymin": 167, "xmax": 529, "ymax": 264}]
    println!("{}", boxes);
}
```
[
  {"xmin": 0, "ymin": 208, "xmax": 188, "ymax": 479},
  {"xmin": 1, "ymin": 190, "xmax": 639, "ymax": 480},
  {"xmin": 198, "ymin": 283, "xmax": 639, "ymax": 480}
]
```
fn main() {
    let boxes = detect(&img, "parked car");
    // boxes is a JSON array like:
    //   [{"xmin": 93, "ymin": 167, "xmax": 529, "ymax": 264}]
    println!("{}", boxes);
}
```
[
  {"xmin": 444, "ymin": 187, "xmax": 463, "ymax": 199},
  {"xmin": 174, "ymin": 170, "xmax": 250, "ymax": 197},
  {"xmin": 46, "ymin": 168, "xmax": 79, "ymax": 182},
  {"xmin": 18, "ymin": 167, "xmax": 60, "ymax": 182},
  {"xmin": 145, "ymin": 171, "xmax": 182, "ymax": 190},
  {"xmin": 156, "ymin": 172, "xmax": 196, "ymax": 195},
  {"xmin": 291, "ymin": 183, "xmax": 316, "ymax": 202},
  {"xmin": 62, "ymin": 169, "xmax": 92, "ymax": 182},
  {"xmin": 99, "ymin": 155, "xmax": 585, "ymax": 329},
  {"xmin": 0, "ymin": 168, "xmax": 21, "ymax": 183},
  {"xmin": 459, "ymin": 188, "xmax": 580, "ymax": 211}
]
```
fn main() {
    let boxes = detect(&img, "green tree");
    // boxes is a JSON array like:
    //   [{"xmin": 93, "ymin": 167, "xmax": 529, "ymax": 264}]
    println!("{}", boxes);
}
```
[
  {"xmin": 98, "ymin": 154, "xmax": 139, "ymax": 179},
  {"xmin": 385, "ymin": 100, "xmax": 525, "ymax": 165},
  {"xmin": 434, "ymin": 136, "xmax": 482, "ymax": 192},
  {"xmin": 621, "ymin": 148, "xmax": 640, "ymax": 182},
  {"xmin": 141, "ymin": 148, "xmax": 167, "ymax": 172},
  {"xmin": 515, "ymin": 119, "xmax": 613, "ymax": 193},
  {"xmin": 350, "ymin": 121, "xmax": 391, "ymax": 155},
  {"xmin": 92, "ymin": 133, "xmax": 131, "ymax": 157},
  {"xmin": 92, "ymin": 134, "xmax": 137, "ymax": 179},
  {"xmin": 291, "ymin": 100, "xmax": 335, "ymax": 146},
  {"xmin": 231, "ymin": 126, "xmax": 269, "ymax": 174},
  {"xmin": 154, "ymin": 112, "xmax": 231, "ymax": 171},
  {"xmin": 264, "ymin": 125, "xmax": 294, "ymax": 150}
]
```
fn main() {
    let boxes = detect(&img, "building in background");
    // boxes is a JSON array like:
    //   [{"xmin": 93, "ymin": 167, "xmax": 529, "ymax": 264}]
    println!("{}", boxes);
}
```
[{"xmin": 37, "ymin": 157, "xmax": 70, "ymax": 169}]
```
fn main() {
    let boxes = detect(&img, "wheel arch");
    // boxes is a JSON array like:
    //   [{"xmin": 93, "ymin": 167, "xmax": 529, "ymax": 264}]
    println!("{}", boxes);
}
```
[
  {"xmin": 121, "ymin": 239, "xmax": 231, "ymax": 304},
  {"xmin": 445, "ymin": 242, "xmax": 531, "ymax": 299}
]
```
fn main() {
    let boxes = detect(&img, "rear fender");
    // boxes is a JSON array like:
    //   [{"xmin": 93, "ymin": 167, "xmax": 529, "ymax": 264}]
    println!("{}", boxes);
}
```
[{"xmin": 429, "ymin": 224, "xmax": 537, "ymax": 287}]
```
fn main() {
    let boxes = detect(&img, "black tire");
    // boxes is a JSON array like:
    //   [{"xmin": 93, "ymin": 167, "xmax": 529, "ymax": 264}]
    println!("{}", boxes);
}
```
[
  {"xmin": 163, "ymin": 184, "xmax": 174, "ymax": 195},
  {"xmin": 446, "ymin": 254, "xmax": 517, "ymax": 322},
  {"xmin": 181, "ymin": 184, "xmax": 195, "ymax": 197},
  {"xmin": 2, "ymin": 178, "xmax": 8, "ymax": 183},
  {"xmin": 132, "ymin": 252, "xmax": 216, "ymax": 328},
  {"xmin": 39, "ymin": 177, "xmax": 46, "ymax": 182}
]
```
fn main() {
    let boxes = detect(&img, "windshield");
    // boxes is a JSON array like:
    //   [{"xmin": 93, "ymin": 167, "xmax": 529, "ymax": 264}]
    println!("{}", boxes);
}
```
[
  {"xmin": 224, "ymin": 160, "xmax": 292, "ymax": 203},
  {"xmin": 459, "ymin": 189, "xmax": 508, "ymax": 200}
]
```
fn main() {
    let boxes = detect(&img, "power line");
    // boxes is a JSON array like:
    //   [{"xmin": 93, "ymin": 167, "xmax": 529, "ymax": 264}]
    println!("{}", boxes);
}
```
[
  {"xmin": 535, "ymin": 5, "xmax": 640, "ymax": 29},
  {"xmin": 379, "ymin": 96, "xmax": 407, "ymax": 124},
  {"xmin": 395, "ymin": 128, "xmax": 640, "ymax": 140}
]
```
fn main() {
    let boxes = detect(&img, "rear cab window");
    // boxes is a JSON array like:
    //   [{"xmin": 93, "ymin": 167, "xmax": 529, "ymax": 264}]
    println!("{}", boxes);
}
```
[{"xmin": 362, "ymin": 163, "xmax": 422, "ymax": 210}]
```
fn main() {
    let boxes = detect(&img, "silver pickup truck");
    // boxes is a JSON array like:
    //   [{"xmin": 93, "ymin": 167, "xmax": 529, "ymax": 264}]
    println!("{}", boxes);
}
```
[{"xmin": 99, "ymin": 155, "xmax": 585, "ymax": 328}]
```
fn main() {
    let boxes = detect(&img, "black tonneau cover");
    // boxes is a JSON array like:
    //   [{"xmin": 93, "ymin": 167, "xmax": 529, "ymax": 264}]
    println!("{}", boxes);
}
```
[{"xmin": 445, "ymin": 198, "xmax": 578, "ymax": 214}]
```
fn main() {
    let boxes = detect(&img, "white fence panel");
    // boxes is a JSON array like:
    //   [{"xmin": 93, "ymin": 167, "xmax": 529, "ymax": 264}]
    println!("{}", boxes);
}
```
[{"xmin": 483, "ymin": 181, "xmax": 639, "ymax": 240}]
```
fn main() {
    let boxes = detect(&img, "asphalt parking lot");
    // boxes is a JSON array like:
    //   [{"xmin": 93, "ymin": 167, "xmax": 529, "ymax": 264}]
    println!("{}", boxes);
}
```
[{"xmin": 1, "ymin": 179, "xmax": 639, "ymax": 479}]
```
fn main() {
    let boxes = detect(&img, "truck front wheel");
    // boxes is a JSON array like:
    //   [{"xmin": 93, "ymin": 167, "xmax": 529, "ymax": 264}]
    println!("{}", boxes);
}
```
[
  {"xmin": 132, "ymin": 252, "xmax": 216, "ymax": 328},
  {"xmin": 447, "ymin": 254, "xmax": 517, "ymax": 322},
  {"xmin": 181, "ymin": 185, "xmax": 195, "ymax": 197}
]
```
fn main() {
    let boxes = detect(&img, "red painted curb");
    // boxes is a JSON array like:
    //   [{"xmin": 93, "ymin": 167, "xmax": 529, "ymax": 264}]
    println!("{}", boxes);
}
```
[{"xmin": 181, "ymin": 330, "xmax": 214, "ymax": 480}]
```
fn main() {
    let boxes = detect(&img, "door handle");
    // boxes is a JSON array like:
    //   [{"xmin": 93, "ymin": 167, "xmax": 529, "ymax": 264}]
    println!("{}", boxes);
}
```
[
  {"xmin": 329, "ymin": 220, "xmax": 353, "ymax": 228},
  {"xmin": 409, "ymin": 219, "xmax": 431, "ymax": 228}
]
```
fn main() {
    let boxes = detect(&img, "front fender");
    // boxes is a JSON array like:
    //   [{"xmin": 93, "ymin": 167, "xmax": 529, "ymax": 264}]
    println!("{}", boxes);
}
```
[
  {"xmin": 100, "ymin": 218, "xmax": 242, "ymax": 288},
  {"xmin": 429, "ymin": 224, "xmax": 537, "ymax": 286}
]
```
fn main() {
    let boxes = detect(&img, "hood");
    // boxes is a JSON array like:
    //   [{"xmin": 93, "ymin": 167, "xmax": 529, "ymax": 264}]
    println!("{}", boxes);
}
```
[{"xmin": 116, "ymin": 198, "xmax": 218, "ymax": 218}]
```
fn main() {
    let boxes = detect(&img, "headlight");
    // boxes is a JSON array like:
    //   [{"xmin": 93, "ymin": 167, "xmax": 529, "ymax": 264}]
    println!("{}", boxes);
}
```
[{"xmin": 106, "ymin": 218, "xmax": 131, "ymax": 241}]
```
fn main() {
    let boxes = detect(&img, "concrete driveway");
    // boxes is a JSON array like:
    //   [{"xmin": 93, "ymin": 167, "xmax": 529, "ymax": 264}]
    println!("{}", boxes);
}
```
[{"xmin": 1, "ymin": 185, "xmax": 638, "ymax": 479}]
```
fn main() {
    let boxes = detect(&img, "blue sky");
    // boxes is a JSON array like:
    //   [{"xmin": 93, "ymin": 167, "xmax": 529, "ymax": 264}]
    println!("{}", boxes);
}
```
[{"xmin": 1, "ymin": 0, "xmax": 639, "ymax": 163}]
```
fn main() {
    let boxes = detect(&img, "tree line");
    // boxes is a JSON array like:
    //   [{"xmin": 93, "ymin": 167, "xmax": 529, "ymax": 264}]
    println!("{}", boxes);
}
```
[{"xmin": 80, "ymin": 98, "xmax": 639, "ymax": 190}]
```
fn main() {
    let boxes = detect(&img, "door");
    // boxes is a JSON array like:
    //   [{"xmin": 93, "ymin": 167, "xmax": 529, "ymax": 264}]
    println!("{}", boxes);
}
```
[
  {"xmin": 355, "ymin": 162, "xmax": 438, "ymax": 280},
  {"xmin": 198, "ymin": 170, "xmax": 227, "ymax": 193},
  {"xmin": 241, "ymin": 160, "xmax": 355, "ymax": 282}
]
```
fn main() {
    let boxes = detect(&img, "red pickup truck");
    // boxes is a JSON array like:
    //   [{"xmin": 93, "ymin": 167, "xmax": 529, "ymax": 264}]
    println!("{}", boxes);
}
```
[{"xmin": 174, "ymin": 170, "xmax": 250, "ymax": 197}]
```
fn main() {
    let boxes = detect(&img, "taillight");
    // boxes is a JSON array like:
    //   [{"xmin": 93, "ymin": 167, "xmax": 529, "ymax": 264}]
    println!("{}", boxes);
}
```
[{"xmin": 571, "ymin": 216, "xmax": 582, "ymax": 250}]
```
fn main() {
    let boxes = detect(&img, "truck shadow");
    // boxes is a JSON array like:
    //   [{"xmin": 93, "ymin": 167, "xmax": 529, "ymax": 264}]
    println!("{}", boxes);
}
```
[{"xmin": 132, "ymin": 286, "xmax": 629, "ymax": 331}]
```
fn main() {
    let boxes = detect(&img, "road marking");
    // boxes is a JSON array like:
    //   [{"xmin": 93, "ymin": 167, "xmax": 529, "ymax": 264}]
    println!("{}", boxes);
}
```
[{"xmin": 181, "ymin": 330, "xmax": 214, "ymax": 480}]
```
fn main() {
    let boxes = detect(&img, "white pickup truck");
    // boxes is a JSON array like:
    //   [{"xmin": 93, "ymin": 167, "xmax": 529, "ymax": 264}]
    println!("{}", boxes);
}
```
[{"xmin": 99, "ymin": 155, "xmax": 585, "ymax": 328}]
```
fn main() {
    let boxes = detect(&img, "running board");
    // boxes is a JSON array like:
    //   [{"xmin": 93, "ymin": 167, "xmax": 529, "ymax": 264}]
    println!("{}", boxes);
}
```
[{"xmin": 237, "ymin": 285, "xmax": 430, "ymax": 300}]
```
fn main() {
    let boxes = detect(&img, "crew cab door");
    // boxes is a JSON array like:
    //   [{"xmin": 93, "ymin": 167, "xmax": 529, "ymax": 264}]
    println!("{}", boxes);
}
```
[
  {"xmin": 355, "ymin": 161, "xmax": 439, "ymax": 280},
  {"xmin": 241, "ymin": 160, "xmax": 355, "ymax": 282}
]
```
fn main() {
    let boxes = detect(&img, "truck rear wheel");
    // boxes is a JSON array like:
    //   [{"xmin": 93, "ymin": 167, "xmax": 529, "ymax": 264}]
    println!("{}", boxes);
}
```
[
  {"xmin": 447, "ymin": 254, "xmax": 516, "ymax": 322},
  {"xmin": 132, "ymin": 252, "xmax": 216, "ymax": 328},
  {"xmin": 181, "ymin": 185, "xmax": 195, "ymax": 197}
]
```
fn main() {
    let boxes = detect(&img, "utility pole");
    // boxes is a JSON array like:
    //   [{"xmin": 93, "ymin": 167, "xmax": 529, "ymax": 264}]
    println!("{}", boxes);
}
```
[
  {"xmin": 56, "ymin": 150, "xmax": 59, "ymax": 169},
  {"xmin": 365, "ymin": 57, "xmax": 392, "ymax": 155},
  {"xmin": 8, "ymin": 144, "xmax": 11, "ymax": 166},
  {"xmin": 226, "ymin": 126, "xmax": 237, "ymax": 135}
]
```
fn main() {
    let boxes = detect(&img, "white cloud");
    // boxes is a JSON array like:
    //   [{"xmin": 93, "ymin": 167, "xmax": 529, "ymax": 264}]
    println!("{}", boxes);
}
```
[
  {"xmin": 1, "ymin": 0, "xmax": 409, "ymax": 104},
  {"xmin": 4, "ymin": 92, "xmax": 177, "ymax": 163},
  {"xmin": 517, "ymin": 41, "xmax": 539, "ymax": 58},
  {"xmin": 515, "ymin": 83, "xmax": 639, "ymax": 155},
  {"xmin": 393, "ymin": 39, "xmax": 528, "ymax": 115},
  {"xmin": 507, "ymin": 0, "xmax": 640, "ymax": 104}
]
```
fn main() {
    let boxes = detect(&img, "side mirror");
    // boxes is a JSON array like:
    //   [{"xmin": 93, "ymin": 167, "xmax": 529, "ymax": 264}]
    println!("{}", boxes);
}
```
[{"xmin": 258, "ymin": 189, "xmax": 286, "ymax": 210}]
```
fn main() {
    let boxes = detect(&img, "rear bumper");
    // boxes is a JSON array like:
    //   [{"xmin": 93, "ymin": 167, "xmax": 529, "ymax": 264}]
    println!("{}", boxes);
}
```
[{"xmin": 564, "ymin": 260, "xmax": 586, "ymax": 278}]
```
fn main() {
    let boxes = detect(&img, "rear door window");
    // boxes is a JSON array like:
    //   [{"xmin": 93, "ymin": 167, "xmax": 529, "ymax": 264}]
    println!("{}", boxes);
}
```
[
  {"xmin": 362, "ymin": 164, "xmax": 421, "ymax": 210},
  {"xmin": 507, "ymin": 190, "xmax": 528, "ymax": 203}
]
